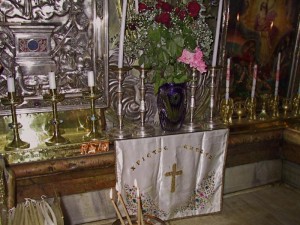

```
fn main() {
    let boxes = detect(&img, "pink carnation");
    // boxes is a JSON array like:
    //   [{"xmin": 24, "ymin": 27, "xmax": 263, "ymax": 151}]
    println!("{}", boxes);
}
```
[
  {"xmin": 177, "ymin": 49, "xmax": 194, "ymax": 64},
  {"xmin": 190, "ymin": 47, "xmax": 207, "ymax": 73},
  {"xmin": 178, "ymin": 47, "xmax": 207, "ymax": 73}
]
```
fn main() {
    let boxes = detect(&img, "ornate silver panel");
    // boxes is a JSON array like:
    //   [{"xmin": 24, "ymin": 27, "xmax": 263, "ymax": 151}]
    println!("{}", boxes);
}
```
[{"xmin": 0, "ymin": 0, "xmax": 109, "ymax": 115}]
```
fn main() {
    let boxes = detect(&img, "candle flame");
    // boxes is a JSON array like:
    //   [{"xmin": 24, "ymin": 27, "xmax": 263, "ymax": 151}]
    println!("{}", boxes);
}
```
[
  {"xmin": 270, "ymin": 21, "xmax": 274, "ymax": 29},
  {"xmin": 237, "ymin": 13, "xmax": 240, "ymax": 22},
  {"xmin": 110, "ymin": 188, "xmax": 113, "ymax": 199},
  {"xmin": 134, "ymin": 179, "xmax": 138, "ymax": 188}
]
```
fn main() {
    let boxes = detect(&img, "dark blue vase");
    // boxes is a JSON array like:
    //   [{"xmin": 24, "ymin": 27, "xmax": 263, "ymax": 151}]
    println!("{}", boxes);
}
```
[{"xmin": 157, "ymin": 83, "xmax": 187, "ymax": 131}]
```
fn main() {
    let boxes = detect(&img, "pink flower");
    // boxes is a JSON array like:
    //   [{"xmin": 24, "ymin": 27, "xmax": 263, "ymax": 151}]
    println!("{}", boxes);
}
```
[
  {"xmin": 177, "ymin": 49, "xmax": 194, "ymax": 64},
  {"xmin": 190, "ymin": 47, "xmax": 207, "ymax": 73},
  {"xmin": 178, "ymin": 47, "xmax": 207, "ymax": 73}
]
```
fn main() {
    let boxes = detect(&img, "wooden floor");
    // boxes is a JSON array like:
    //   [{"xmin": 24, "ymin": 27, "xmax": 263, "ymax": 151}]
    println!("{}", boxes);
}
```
[{"xmin": 83, "ymin": 184, "xmax": 300, "ymax": 225}]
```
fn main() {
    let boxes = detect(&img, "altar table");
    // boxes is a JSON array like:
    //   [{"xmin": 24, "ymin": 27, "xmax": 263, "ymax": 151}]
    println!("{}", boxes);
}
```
[{"xmin": 115, "ymin": 128, "xmax": 229, "ymax": 220}]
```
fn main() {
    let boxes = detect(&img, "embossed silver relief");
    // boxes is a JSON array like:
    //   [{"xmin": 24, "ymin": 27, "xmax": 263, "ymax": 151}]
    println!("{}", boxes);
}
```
[{"xmin": 0, "ymin": 0, "xmax": 108, "ymax": 115}]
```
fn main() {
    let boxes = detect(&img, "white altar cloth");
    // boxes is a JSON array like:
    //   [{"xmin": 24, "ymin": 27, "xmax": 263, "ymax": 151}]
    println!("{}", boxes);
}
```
[{"xmin": 115, "ymin": 129, "xmax": 229, "ymax": 220}]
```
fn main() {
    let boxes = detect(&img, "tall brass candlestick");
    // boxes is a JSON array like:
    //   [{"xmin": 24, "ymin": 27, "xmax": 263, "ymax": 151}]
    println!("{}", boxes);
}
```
[
  {"xmin": 292, "ymin": 94, "xmax": 300, "ymax": 117},
  {"xmin": 109, "ymin": 66, "xmax": 132, "ymax": 140},
  {"xmin": 1, "ymin": 92, "xmax": 30, "ymax": 151},
  {"xmin": 82, "ymin": 86, "xmax": 103, "ymax": 141},
  {"xmin": 133, "ymin": 66, "xmax": 154, "ymax": 137},
  {"xmin": 245, "ymin": 97, "xmax": 256, "ymax": 121},
  {"xmin": 258, "ymin": 94, "xmax": 269, "ymax": 120},
  {"xmin": 43, "ymin": 89, "xmax": 69, "ymax": 146},
  {"xmin": 220, "ymin": 98, "xmax": 234, "ymax": 124},
  {"xmin": 270, "ymin": 95, "xmax": 279, "ymax": 118}
]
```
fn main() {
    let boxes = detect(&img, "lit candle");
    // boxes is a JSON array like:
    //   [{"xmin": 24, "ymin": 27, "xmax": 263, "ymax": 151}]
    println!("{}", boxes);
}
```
[
  {"xmin": 251, "ymin": 64, "xmax": 257, "ymax": 98},
  {"xmin": 275, "ymin": 53, "xmax": 281, "ymax": 96},
  {"xmin": 110, "ymin": 189, "xmax": 126, "ymax": 225},
  {"xmin": 117, "ymin": 193, "xmax": 133, "ymax": 225},
  {"xmin": 48, "ymin": 72, "xmax": 56, "ymax": 89},
  {"xmin": 212, "ymin": 0, "xmax": 223, "ymax": 67},
  {"xmin": 87, "ymin": 71, "xmax": 95, "ymax": 87},
  {"xmin": 7, "ymin": 77, "xmax": 15, "ymax": 93},
  {"xmin": 225, "ymin": 58, "xmax": 231, "ymax": 100},
  {"xmin": 135, "ymin": 0, "xmax": 139, "ymax": 14},
  {"xmin": 118, "ymin": 0, "xmax": 128, "ymax": 68}
]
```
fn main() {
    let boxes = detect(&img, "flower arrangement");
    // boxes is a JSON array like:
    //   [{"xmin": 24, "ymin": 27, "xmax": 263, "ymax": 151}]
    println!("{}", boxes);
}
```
[{"xmin": 125, "ymin": 0, "xmax": 213, "ymax": 93}]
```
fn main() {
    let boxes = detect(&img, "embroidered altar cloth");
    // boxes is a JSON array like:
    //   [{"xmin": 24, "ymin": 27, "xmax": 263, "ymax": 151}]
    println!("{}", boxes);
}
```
[{"xmin": 115, "ymin": 129, "xmax": 228, "ymax": 220}]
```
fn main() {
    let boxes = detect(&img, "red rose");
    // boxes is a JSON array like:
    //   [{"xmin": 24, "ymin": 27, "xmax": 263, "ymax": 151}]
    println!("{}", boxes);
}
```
[
  {"xmin": 155, "ymin": 0, "xmax": 163, "ymax": 9},
  {"xmin": 161, "ymin": 2, "xmax": 173, "ymax": 12},
  {"xmin": 187, "ymin": 0, "xmax": 201, "ymax": 18},
  {"xmin": 174, "ymin": 7, "xmax": 180, "ymax": 14},
  {"xmin": 178, "ymin": 10, "xmax": 187, "ymax": 20},
  {"xmin": 155, "ymin": 12, "xmax": 172, "ymax": 27},
  {"xmin": 138, "ymin": 2, "xmax": 148, "ymax": 12}
]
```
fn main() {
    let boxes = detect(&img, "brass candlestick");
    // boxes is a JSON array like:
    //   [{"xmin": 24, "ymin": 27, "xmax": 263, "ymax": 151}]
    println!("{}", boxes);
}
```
[
  {"xmin": 109, "ymin": 66, "xmax": 132, "ymax": 140},
  {"xmin": 132, "ymin": 66, "xmax": 154, "ymax": 137},
  {"xmin": 245, "ymin": 97, "xmax": 256, "ymax": 121},
  {"xmin": 220, "ymin": 98, "xmax": 234, "ymax": 124},
  {"xmin": 203, "ymin": 66, "xmax": 222, "ymax": 129},
  {"xmin": 43, "ymin": 89, "xmax": 69, "ymax": 146},
  {"xmin": 269, "ymin": 96, "xmax": 279, "ymax": 118},
  {"xmin": 292, "ymin": 94, "xmax": 300, "ymax": 117},
  {"xmin": 1, "ymin": 92, "xmax": 30, "ymax": 151},
  {"xmin": 234, "ymin": 101, "xmax": 246, "ymax": 121},
  {"xmin": 182, "ymin": 68, "xmax": 202, "ymax": 131},
  {"xmin": 258, "ymin": 94, "xmax": 269, "ymax": 120},
  {"xmin": 82, "ymin": 86, "xmax": 104, "ymax": 141}
]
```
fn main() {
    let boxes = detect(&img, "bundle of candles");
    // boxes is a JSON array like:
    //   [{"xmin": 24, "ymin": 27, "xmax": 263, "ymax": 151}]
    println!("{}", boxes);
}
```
[{"xmin": 110, "ymin": 181, "xmax": 145, "ymax": 225}]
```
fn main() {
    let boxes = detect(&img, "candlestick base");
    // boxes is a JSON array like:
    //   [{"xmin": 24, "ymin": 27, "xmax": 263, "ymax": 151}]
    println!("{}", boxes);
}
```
[
  {"xmin": 45, "ymin": 133, "xmax": 70, "ymax": 146},
  {"xmin": 5, "ymin": 134, "xmax": 30, "ymax": 151},
  {"xmin": 109, "ymin": 127, "xmax": 132, "ymax": 140},
  {"xmin": 181, "ymin": 122, "xmax": 203, "ymax": 132},
  {"xmin": 133, "ymin": 124, "xmax": 155, "ymax": 138}
]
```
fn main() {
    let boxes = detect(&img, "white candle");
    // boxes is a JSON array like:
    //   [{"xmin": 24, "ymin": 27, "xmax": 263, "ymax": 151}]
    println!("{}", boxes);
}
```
[
  {"xmin": 110, "ymin": 189, "xmax": 126, "ymax": 225},
  {"xmin": 48, "ymin": 72, "xmax": 56, "ymax": 89},
  {"xmin": 7, "ymin": 77, "xmax": 15, "ymax": 93},
  {"xmin": 212, "ymin": 0, "xmax": 223, "ymax": 67},
  {"xmin": 118, "ymin": 0, "xmax": 128, "ymax": 68},
  {"xmin": 134, "ymin": 0, "xmax": 139, "ymax": 14},
  {"xmin": 87, "ymin": 71, "xmax": 95, "ymax": 87},
  {"xmin": 225, "ymin": 58, "xmax": 231, "ymax": 100},
  {"xmin": 276, "ymin": 52, "xmax": 281, "ymax": 72},
  {"xmin": 117, "ymin": 193, "xmax": 133, "ymax": 225},
  {"xmin": 275, "ymin": 53, "xmax": 281, "ymax": 96},
  {"xmin": 251, "ymin": 64, "xmax": 257, "ymax": 98}
]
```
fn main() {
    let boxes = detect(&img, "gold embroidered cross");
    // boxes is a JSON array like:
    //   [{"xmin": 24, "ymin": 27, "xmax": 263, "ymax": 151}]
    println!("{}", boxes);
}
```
[{"xmin": 165, "ymin": 163, "xmax": 182, "ymax": 193}]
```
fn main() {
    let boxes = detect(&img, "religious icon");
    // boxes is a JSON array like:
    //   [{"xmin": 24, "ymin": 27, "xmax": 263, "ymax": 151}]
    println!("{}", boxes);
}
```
[{"xmin": 225, "ymin": 0, "xmax": 300, "ymax": 99}]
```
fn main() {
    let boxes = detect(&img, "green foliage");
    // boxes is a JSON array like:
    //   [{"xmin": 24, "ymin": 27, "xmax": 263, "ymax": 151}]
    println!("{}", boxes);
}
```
[{"xmin": 125, "ymin": 0, "xmax": 213, "ymax": 94}]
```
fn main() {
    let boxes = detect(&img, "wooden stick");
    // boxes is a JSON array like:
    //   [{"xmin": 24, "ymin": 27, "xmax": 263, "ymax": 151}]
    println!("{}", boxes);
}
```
[
  {"xmin": 118, "ymin": 192, "xmax": 133, "ymax": 225},
  {"xmin": 110, "ymin": 189, "xmax": 126, "ymax": 225}
]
